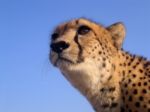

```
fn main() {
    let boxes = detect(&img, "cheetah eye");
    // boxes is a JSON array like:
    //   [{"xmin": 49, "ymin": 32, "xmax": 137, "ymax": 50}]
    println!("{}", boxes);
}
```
[
  {"xmin": 77, "ymin": 25, "xmax": 91, "ymax": 35},
  {"xmin": 51, "ymin": 33, "xmax": 59, "ymax": 40}
]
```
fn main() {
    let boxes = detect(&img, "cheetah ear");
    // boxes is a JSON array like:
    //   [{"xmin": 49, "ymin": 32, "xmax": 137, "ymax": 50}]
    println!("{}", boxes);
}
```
[{"xmin": 107, "ymin": 22, "xmax": 126, "ymax": 49}]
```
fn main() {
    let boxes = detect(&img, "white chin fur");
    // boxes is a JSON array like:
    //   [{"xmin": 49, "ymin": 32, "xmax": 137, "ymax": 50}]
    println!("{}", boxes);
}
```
[{"xmin": 59, "ymin": 58, "xmax": 101, "ymax": 92}]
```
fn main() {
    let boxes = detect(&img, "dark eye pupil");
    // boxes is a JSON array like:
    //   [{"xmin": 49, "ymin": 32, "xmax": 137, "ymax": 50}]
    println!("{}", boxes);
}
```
[
  {"xmin": 51, "ymin": 33, "xmax": 59, "ymax": 40},
  {"xmin": 78, "ymin": 25, "xmax": 90, "ymax": 35}
]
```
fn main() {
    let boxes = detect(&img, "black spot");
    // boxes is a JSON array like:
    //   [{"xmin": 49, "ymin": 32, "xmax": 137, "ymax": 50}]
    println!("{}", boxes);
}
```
[
  {"xmin": 126, "ymin": 56, "xmax": 129, "ymax": 60},
  {"xmin": 124, "ymin": 83, "xmax": 128, "ymax": 88},
  {"xmin": 111, "ymin": 97, "xmax": 115, "ymax": 101},
  {"xmin": 99, "ymin": 51, "xmax": 102, "ymax": 55},
  {"xmin": 133, "ymin": 65, "xmax": 137, "ymax": 69},
  {"xmin": 143, "ymin": 105, "xmax": 147, "ymax": 108},
  {"xmin": 138, "ymin": 82, "xmax": 141, "ymax": 86},
  {"xmin": 140, "ymin": 77, "xmax": 143, "ymax": 80},
  {"xmin": 144, "ymin": 62, "xmax": 150, "ymax": 68},
  {"xmin": 133, "ymin": 89, "xmax": 138, "ymax": 94},
  {"xmin": 128, "ymin": 96, "xmax": 132, "ymax": 101},
  {"xmin": 139, "ymin": 69, "xmax": 143, "ymax": 73},
  {"xmin": 128, "ymin": 70, "xmax": 131, "ymax": 73},
  {"xmin": 128, "ymin": 79, "xmax": 131, "ymax": 83},
  {"xmin": 120, "ymin": 107, "xmax": 125, "ymax": 112},
  {"xmin": 100, "ymin": 88, "xmax": 105, "ymax": 92},
  {"xmin": 144, "ymin": 82, "xmax": 147, "ymax": 86},
  {"xmin": 132, "ymin": 74, "xmax": 136, "ymax": 78},
  {"xmin": 125, "ymin": 91, "xmax": 128, "ymax": 95},
  {"xmin": 124, "ymin": 63, "xmax": 127, "ymax": 66},
  {"xmin": 122, "ymin": 70, "xmax": 125, "ymax": 76},
  {"xmin": 135, "ymin": 102, "xmax": 140, "ymax": 108},
  {"xmin": 128, "ymin": 62, "xmax": 131, "ymax": 66},
  {"xmin": 102, "ymin": 63, "xmax": 106, "ymax": 68},
  {"xmin": 103, "ymin": 57, "xmax": 106, "ymax": 61},
  {"xmin": 142, "ymin": 89, "xmax": 147, "ymax": 94},
  {"xmin": 132, "ymin": 83, "xmax": 136, "ymax": 87},
  {"xmin": 92, "ymin": 56, "xmax": 95, "ymax": 59},
  {"xmin": 139, "ymin": 96, "xmax": 144, "ymax": 101}
]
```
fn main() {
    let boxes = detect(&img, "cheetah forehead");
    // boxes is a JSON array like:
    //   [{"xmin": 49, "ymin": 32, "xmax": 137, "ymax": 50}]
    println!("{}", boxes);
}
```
[{"xmin": 54, "ymin": 18, "xmax": 103, "ymax": 34}]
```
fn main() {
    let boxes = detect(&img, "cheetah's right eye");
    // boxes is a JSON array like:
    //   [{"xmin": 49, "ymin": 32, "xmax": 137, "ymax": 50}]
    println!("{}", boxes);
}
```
[
  {"xmin": 77, "ymin": 25, "xmax": 91, "ymax": 35},
  {"xmin": 51, "ymin": 33, "xmax": 59, "ymax": 40}
]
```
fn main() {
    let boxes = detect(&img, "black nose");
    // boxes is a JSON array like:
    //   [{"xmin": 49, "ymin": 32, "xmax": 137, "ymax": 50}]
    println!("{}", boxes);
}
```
[{"xmin": 50, "ymin": 41, "xmax": 70, "ymax": 53}]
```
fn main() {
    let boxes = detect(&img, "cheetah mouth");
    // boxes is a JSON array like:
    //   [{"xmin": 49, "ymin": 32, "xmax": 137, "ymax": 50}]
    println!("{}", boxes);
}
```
[
  {"xmin": 59, "ymin": 56, "xmax": 74, "ymax": 63},
  {"xmin": 54, "ymin": 55, "xmax": 75, "ymax": 66}
]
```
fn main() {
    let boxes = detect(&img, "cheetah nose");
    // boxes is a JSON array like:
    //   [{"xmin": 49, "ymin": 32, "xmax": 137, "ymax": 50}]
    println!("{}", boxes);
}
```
[{"xmin": 50, "ymin": 41, "xmax": 70, "ymax": 53}]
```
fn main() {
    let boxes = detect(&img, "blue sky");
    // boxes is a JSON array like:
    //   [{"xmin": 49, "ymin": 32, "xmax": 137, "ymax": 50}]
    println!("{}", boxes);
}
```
[{"xmin": 1, "ymin": 0, "xmax": 150, "ymax": 112}]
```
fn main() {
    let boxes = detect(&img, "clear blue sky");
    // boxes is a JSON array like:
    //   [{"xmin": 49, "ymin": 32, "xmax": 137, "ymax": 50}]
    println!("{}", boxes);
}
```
[{"xmin": 1, "ymin": 0, "xmax": 150, "ymax": 112}]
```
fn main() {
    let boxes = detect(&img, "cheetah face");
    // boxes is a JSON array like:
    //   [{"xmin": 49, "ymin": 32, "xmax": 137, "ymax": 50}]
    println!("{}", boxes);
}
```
[
  {"xmin": 50, "ymin": 18, "xmax": 125, "ymax": 73},
  {"xmin": 50, "ymin": 19, "xmax": 102, "ymax": 69}
]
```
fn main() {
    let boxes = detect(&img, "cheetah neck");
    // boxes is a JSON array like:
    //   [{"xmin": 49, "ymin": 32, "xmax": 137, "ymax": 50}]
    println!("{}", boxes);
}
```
[
  {"xmin": 60, "ymin": 49, "xmax": 146, "ymax": 112},
  {"xmin": 60, "ymin": 52, "xmax": 128, "ymax": 112}
]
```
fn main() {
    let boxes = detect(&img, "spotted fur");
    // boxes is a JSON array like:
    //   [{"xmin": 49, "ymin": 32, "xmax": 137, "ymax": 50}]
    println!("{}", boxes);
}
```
[{"xmin": 50, "ymin": 18, "xmax": 150, "ymax": 112}]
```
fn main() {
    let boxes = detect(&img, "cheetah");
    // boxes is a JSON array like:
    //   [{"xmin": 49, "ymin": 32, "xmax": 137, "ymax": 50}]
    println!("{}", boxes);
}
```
[{"xmin": 50, "ymin": 18, "xmax": 150, "ymax": 112}]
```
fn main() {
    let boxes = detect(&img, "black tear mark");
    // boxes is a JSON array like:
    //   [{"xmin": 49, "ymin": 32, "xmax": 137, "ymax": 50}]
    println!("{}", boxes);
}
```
[{"xmin": 74, "ymin": 20, "xmax": 83, "ymax": 63}]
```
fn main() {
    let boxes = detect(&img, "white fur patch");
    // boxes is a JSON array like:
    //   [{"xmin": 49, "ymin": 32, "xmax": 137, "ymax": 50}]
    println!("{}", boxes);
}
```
[{"xmin": 59, "ymin": 59, "xmax": 103, "ymax": 95}]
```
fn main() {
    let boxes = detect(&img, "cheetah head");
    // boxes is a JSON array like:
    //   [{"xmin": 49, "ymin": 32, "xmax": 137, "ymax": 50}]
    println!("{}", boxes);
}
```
[{"xmin": 50, "ymin": 18, "xmax": 126, "ymax": 91}]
